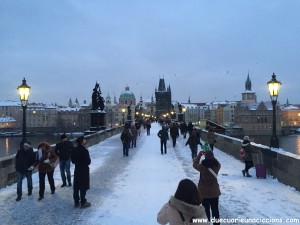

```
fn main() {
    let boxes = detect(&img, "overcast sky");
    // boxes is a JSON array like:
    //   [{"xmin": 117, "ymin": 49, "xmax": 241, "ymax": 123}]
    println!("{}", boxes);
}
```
[{"xmin": 1, "ymin": 0, "xmax": 299, "ymax": 106}]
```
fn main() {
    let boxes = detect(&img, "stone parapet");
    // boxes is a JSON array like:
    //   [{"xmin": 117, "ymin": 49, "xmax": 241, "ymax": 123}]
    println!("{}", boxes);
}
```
[
  {"xmin": 0, "ymin": 126, "xmax": 123, "ymax": 189},
  {"xmin": 200, "ymin": 129, "xmax": 300, "ymax": 191}
]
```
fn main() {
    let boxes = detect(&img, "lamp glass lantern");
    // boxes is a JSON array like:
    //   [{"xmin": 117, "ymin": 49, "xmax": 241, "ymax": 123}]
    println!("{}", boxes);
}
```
[
  {"xmin": 17, "ymin": 78, "xmax": 31, "ymax": 106},
  {"xmin": 267, "ymin": 73, "xmax": 281, "ymax": 102}
]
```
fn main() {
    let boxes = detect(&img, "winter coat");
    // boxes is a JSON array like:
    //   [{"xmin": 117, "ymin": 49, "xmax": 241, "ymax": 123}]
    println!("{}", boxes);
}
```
[
  {"xmin": 158, "ymin": 128, "xmax": 169, "ymax": 142},
  {"xmin": 170, "ymin": 126, "xmax": 179, "ymax": 138},
  {"xmin": 146, "ymin": 123, "xmax": 151, "ymax": 129},
  {"xmin": 38, "ymin": 149, "xmax": 58, "ymax": 174},
  {"xmin": 179, "ymin": 123, "xmax": 187, "ymax": 134},
  {"xmin": 54, "ymin": 140, "xmax": 73, "ymax": 160},
  {"xmin": 72, "ymin": 144, "xmax": 91, "ymax": 190},
  {"xmin": 193, "ymin": 159, "xmax": 221, "ymax": 199},
  {"xmin": 157, "ymin": 196, "xmax": 209, "ymax": 225},
  {"xmin": 121, "ymin": 129, "xmax": 132, "ymax": 144},
  {"xmin": 187, "ymin": 123, "xmax": 194, "ymax": 134},
  {"xmin": 131, "ymin": 127, "xmax": 138, "ymax": 139},
  {"xmin": 15, "ymin": 148, "xmax": 36, "ymax": 173},
  {"xmin": 241, "ymin": 140, "xmax": 254, "ymax": 161},
  {"xmin": 186, "ymin": 133, "xmax": 200, "ymax": 149},
  {"xmin": 206, "ymin": 131, "xmax": 216, "ymax": 145}
]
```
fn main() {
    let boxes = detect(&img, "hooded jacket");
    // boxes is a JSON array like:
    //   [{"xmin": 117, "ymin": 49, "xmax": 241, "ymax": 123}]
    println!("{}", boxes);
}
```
[
  {"xmin": 241, "ymin": 140, "xmax": 253, "ymax": 161},
  {"xmin": 157, "ymin": 196, "xmax": 209, "ymax": 225}
]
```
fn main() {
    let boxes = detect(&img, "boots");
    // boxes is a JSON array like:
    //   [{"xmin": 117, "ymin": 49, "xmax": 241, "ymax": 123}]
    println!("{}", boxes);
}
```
[
  {"xmin": 242, "ymin": 170, "xmax": 245, "ymax": 177},
  {"xmin": 246, "ymin": 172, "xmax": 252, "ymax": 177}
]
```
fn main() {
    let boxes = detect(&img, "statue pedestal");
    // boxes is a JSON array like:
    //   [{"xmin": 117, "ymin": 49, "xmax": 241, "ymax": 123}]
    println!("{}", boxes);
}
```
[
  {"xmin": 126, "ymin": 114, "xmax": 132, "ymax": 127},
  {"xmin": 178, "ymin": 113, "xmax": 183, "ymax": 122},
  {"xmin": 89, "ymin": 110, "xmax": 106, "ymax": 132}
]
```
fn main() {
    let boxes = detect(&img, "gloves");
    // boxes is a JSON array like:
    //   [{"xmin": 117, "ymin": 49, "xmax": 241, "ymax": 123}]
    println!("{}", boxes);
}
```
[
  {"xmin": 44, "ymin": 159, "xmax": 50, "ymax": 163},
  {"xmin": 199, "ymin": 151, "xmax": 205, "ymax": 156},
  {"xmin": 28, "ymin": 166, "xmax": 34, "ymax": 170}
]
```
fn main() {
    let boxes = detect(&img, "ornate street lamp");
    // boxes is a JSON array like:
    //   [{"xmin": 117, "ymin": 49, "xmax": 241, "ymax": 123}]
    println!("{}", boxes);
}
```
[
  {"xmin": 267, "ymin": 73, "xmax": 281, "ymax": 148},
  {"xmin": 121, "ymin": 108, "xmax": 126, "ymax": 125},
  {"xmin": 17, "ymin": 78, "xmax": 31, "ymax": 145},
  {"xmin": 182, "ymin": 107, "xmax": 186, "ymax": 123}
]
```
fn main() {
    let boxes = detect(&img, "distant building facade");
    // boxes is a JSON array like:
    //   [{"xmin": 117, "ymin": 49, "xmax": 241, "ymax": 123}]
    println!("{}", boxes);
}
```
[{"xmin": 155, "ymin": 78, "xmax": 172, "ymax": 118}]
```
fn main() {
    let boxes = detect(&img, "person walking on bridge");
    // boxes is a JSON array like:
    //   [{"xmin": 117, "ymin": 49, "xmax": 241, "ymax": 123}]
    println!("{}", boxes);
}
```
[
  {"xmin": 157, "ymin": 126, "xmax": 169, "ymax": 154},
  {"xmin": 15, "ymin": 141, "xmax": 36, "ymax": 201},
  {"xmin": 55, "ymin": 134, "xmax": 74, "ymax": 187},
  {"xmin": 72, "ymin": 136, "xmax": 91, "ymax": 208}
]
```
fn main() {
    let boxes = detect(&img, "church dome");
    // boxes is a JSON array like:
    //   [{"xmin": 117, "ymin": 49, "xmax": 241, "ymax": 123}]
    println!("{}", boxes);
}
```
[{"xmin": 120, "ymin": 86, "xmax": 135, "ymax": 100}]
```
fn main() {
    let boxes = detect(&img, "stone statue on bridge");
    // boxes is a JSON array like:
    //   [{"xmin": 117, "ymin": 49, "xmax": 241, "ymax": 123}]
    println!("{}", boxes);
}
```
[{"xmin": 92, "ymin": 82, "xmax": 105, "ymax": 111}]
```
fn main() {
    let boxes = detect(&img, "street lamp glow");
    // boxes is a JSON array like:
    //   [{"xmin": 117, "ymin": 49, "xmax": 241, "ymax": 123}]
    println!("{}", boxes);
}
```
[
  {"xmin": 267, "ymin": 73, "xmax": 281, "ymax": 101},
  {"xmin": 267, "ymin": 73, "xmax": 281, "ymax": 148},
  {"xmin": 182, "ymin": 108, "xmax": 186, "ymax": 112},
  {"xmin": 17, "ymin": 78, "xmax": 31, "ymax": 106},
  {"xmin": 122, "ymin": 108, "xmax": 126, "ymax": 113}
]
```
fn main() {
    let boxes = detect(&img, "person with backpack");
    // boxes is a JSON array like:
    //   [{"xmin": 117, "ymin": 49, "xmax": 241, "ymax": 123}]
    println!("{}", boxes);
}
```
[
  {"xmin": 120, "ymin": 125, "xmax": 132, "ymax": 157},
  {"xmin": 157, "ymin": 126, "xmax": 169, "ymax": 154},
  {"xmin": 55, "ymin": 134, "xmax": 74, "ymax": 187},
  {"xmin": 72, "ymin": 136, "xmax": 91, "ymax": 208},
  {"xmin": 157, "ymin": 179, "xmax": 209, "ymax": 225},
  {"xmin": 186, "ymin": 129, "xmax": 200, "ymax": 159},
  {"xmin": 241, "ymin": 136, "xmax": 254, "ymax": 177},
  {"xmin": 193, "ymin": 150, "xmax": 221, "ymax": 225}
]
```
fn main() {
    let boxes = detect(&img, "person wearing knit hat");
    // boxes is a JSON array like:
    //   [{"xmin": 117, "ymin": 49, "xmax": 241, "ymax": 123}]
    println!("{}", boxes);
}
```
[
  {"xmin": 241, "ymin": 136, "xmax": 254, "ymax": 177},
  {"xmin": 55, "ymin": 134, "xmax": 74, "ymax": 187},
  {"xmin": 193, "ymin": 149, "xmax": 221, "ymax": 224},
  {"xmin": 15, "ymin": 141, "xmax": 36, "ymax": 201}
]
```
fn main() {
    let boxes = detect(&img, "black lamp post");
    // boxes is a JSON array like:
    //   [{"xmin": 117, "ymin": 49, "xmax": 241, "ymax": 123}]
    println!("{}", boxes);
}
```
[
  {"xmin": 267, "ymin": 73, "xmax": 281, "ymax": 148},
  {"xmin": 182, "ymin": 107, "xmax": 186, "ymax": 123},
  {"xmin": 17, "ymin": 78, "xmax": 31, "ymax": 145},
  {"xmin": 122, "ymin": 108, "xmax": 126, "ymax": 125}
]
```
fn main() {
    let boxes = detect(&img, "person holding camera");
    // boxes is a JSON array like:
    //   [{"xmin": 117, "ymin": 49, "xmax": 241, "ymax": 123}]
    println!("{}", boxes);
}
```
[
  {"xmin": 37, "ymin": 142, "xmax": 58, "ymax": 201},
  {"xmin": 193, "ymin": 150, "xmax": 221, "ymax": 225}
]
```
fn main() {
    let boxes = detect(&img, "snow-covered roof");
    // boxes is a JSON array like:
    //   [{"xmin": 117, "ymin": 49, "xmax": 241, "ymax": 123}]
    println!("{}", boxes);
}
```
[
  {"xmin": 281, "ymin": 105, "xmax": 300, "ymax": 110},
  {"xmin": 57, "ymin": 107, "xmax": 80, "ymax": 112},
  {"xmin": 0, "ymin": 101, "xmax": 21, "ymax": 106},
  {"xmin": 0, "ymin": 116, "xmax": 16, "ymax": 122}
]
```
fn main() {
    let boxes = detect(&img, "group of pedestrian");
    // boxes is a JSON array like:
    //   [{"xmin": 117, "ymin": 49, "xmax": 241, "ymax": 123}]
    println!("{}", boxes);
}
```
[
  {"xmin": 15, "ymin": 135, "xmax": 91, "ymax": 208},
  {"xmin": 120, "ymin": 122, "xmax": 141, "ymax": 157}
]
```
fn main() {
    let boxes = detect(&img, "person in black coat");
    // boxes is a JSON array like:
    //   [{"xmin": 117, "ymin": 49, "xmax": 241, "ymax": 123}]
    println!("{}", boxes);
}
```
[
  {"xmin": 15, "ymin": 141, "xmax": 37, "ymax": 201},
  {"xmin": 187, "ymin": 122, "xmax": 194, "ymax": 137},
  {"xmin": 72, "ymin": 136, "xmax": 91, "ymax": 208},
  {"xmin": 170, "ymin": 122, "xmax": 179, "ymax": 147},
  {"xmin": 179, "ymin": 122, "xmax": 188, "ymax": 139},
  {"xmin": 157, "ymin": 126, "xmax": 169, "ymax": 154},
  {"xmin": 55, "ymin": 134, "xmax": 74, "ymax": 187},
  {"xmin": 146, "ymin": 121, "xmax": 151, "ymax": 135}
]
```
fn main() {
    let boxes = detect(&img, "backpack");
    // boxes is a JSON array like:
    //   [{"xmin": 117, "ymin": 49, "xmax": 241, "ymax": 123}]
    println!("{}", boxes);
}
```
[{"xmin": 240, "ymin": 148, "xmax": 248, "ymax": 160}]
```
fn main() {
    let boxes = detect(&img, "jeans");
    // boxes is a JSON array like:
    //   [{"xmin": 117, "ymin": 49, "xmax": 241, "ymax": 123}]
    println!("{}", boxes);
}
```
[
  {"xmin": 171, "ymin": 137, "xmax": 176, "ymax": 147},
  {"xmin": 16, "ymin": 171, "xmax": 33, "ymax": 196},
  {"xmin": 123, "ymin": 143, "xmax": 129, "ymax": 156},
  {"xmin": 59, "ymin": 159, "xmax": 71, "ymax": 184},
  {"xmin": 73, "ymin": 186, "xmax": 87, "ymax": 206},
  {"xmin": 147, "ymin": 128, "xmax": 150, "ymax": 135},
  {"xmin": 131, "ymin": 138, "xmax": 137, "ymax": 148},
  {"xmin": 190, "ymin": 146, "xmax": 198, "ymax": 158},
  {"xmin": 202, "ymin": 197, "xmax": 220, "ymax": 225},
  {"xmin": 39, "ymin": 171, "xmax": 55, "ymax": 197},
  {"xmin": 160, "ymin": 141, "xmax": 167, "ymax": 154}
]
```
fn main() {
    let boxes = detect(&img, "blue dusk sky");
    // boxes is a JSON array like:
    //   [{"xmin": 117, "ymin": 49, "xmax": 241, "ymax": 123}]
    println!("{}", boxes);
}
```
[{"xmin": 0, "ymin": 0, "xmax": 299, "ymax": 105}]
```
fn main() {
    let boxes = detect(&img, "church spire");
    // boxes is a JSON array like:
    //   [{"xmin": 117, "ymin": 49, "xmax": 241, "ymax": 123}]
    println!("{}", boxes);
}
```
[{"xmin": 245, "ymin": 72, "xmax": 252, "ymax": 91}]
